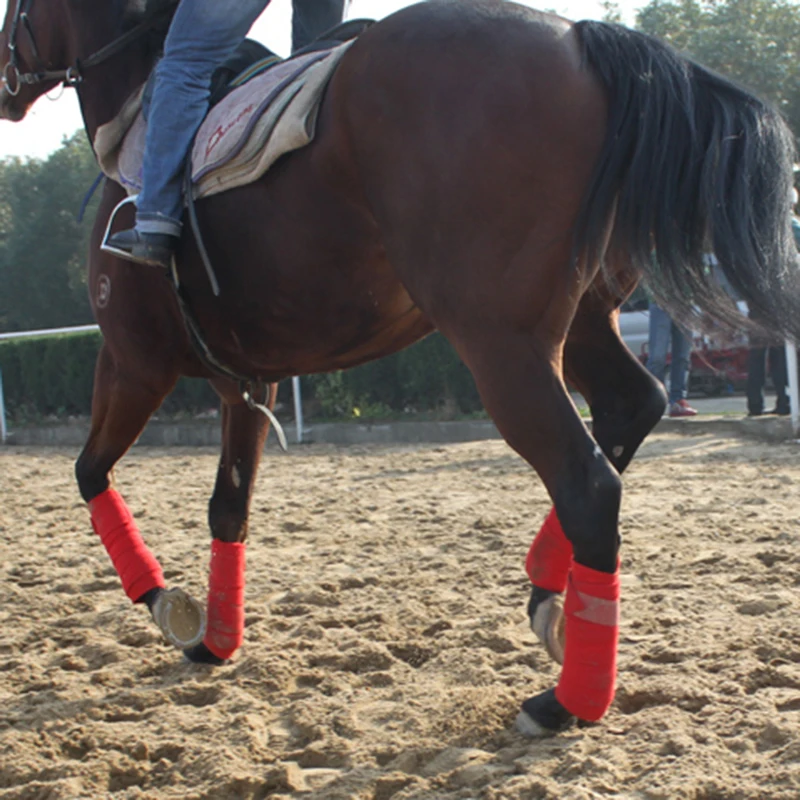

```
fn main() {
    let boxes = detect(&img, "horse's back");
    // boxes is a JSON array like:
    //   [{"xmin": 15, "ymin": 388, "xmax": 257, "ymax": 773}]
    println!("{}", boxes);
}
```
[{"xmin": 335, "ymin": 0, "xmax": 596, "ymax": 149}]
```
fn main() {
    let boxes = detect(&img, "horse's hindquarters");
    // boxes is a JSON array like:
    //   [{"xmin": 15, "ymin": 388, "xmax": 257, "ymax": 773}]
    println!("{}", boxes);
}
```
[{"xmin": 330, "ymin": 3, "xmax": 608, "ymax": 330}]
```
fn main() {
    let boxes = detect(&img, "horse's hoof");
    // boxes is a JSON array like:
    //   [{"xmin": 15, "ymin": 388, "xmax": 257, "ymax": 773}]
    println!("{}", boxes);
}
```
[
  {"xmin": 152, "ymin": 587, "xmax": 206, "ymax": 649},
  {"xmin": 529, "ymin": 590, "xmax": 565, "ymax": 664},
  {"xmin": 183, "ymin": 642, "xmax": 227, "ymax": 666},
  {"xmin": 516, "ymin": 688, "xmax": 576, "ymax": 737}
]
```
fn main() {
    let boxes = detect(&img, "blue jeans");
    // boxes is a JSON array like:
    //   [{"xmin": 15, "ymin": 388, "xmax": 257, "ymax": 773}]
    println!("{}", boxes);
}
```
[
  {"xmin": 645, "ymin": 303, "xmax": 692, "ymax": 404},
  {"xmin": 746, "ymin": 345, "xmax": 789, "ymax": 415},
  {"xmin": 136, "ymin": 0, "xmax": 347, "ymax": 234},
  {"xmin": 136, "ymin": 0, "xmax": 272, "ymax": 235}
]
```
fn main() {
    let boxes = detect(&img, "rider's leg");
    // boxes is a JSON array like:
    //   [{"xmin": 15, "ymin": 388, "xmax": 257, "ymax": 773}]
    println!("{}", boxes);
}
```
[{"xmin": 107, "ymin": 0, "xmax": 271, "ymax": 267}]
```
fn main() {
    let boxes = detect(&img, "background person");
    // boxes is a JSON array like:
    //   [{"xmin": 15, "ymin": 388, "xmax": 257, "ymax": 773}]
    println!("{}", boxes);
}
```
[
  {"xmin": 646, "ymin": 300, "xmax": 698, "ymax": 417},
  {"xmin": 745, "ymin": 315, "xmax": 790, "ymax": 416},
  {"xmin": 745, "ymin": 213, "xmax": 799, "ymax": 417}
]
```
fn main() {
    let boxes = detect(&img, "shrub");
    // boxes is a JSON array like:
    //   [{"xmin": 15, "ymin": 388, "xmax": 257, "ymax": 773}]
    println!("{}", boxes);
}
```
[{"xmin": 0, "ymin": 330, "xmax": 482, "ymax": 422}]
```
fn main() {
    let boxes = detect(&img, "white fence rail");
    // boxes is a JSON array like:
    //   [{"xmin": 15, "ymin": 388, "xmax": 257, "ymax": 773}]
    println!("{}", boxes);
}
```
[
  {"xmin": 0, "ymin": 324, "xmax": 100, "ymax": 341},
  {"xmin": 0, "ymin": 326, "xmax": 102, "ymax": 443},
  {"xmin": 0, "ymin": 325, "xmax": 306, "ymax": 444},
  {"xmin": 0, "ymin": 368, "xmax": 6, "ymax": 444}
]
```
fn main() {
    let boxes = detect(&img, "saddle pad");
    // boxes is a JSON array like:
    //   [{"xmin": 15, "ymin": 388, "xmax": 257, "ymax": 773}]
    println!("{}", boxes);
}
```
[{"xmin": 94, "ymin": 41, "xmax": 352, "ymax": 202}]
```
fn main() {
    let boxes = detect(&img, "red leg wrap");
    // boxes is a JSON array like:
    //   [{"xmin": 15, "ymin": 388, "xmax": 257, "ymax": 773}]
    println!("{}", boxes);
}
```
[
  {"xmin": 89, "ymin": 488, "xmax": 165, "ymax": 602},
  {"xmin": 204, "ymin": 540, "xmax": 246, "ymax": 660},
  {"xmin": 524, "ymin": 507, "xmax": 573, "ymax": 593},
  {"xmin": 555, "ymin": 560, "xmax": 620, "ymax": 721}
]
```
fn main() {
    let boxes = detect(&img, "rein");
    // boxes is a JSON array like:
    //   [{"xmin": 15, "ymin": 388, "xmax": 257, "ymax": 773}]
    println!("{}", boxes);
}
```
[{"xmin": 2, "ymin": 0, "xmax": 176, "ymax": 96}]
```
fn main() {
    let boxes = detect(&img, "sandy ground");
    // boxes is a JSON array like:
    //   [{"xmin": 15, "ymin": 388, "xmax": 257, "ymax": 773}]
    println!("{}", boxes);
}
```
[{"xmin": 1, "ymin": 432, "xmax": 800, "ymax": 800}]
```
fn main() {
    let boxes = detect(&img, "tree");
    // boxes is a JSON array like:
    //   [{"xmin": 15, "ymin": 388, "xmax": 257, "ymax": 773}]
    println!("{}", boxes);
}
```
[
  {"xmin": 0, "ymin": 133, "xmax": 100, "ymax": 331},
  {"xmin": 636, "ymin": 0, "xmax": 800, "ymax": 139}
]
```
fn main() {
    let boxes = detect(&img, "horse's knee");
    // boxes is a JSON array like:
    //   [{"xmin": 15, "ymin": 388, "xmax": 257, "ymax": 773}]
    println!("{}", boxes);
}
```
[{"xmin": 554, "ymin": 456, "xmax": 621, "ymax": 572}]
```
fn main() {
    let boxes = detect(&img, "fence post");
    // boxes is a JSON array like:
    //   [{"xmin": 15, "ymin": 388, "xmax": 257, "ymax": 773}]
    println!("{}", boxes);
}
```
[
  {"xmin": 786, "ymin": 340, "xmax": 799, "ymax": 438},
  {"xmin": 0, "ymin": 368, "xmax": 7, "ymax": 444},
  {"xmin": 292, "ymin": 375, "xmax": 304, "ymax": 443}
]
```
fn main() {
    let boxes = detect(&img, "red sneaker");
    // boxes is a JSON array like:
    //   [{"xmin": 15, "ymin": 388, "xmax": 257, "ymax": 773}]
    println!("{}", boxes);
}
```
[{"xmin": 669, "ymin": 399, "xmax": 698, "ymax": 417}]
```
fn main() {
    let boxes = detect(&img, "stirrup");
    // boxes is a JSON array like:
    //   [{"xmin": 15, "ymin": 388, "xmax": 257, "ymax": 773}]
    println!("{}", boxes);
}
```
[
  {"xmin": 100, "ymin": 196, "xmax": 176, "ymax": 269},
  {"xmin": 100, "ymin": 195, "xmax": 139, "ymax": 259}
]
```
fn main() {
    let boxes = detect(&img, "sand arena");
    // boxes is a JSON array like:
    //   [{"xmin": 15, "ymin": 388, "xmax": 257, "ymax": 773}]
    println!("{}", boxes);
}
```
[{"xmin": 1, "ymin": 433, "xmax": 799, "ymax": 799}]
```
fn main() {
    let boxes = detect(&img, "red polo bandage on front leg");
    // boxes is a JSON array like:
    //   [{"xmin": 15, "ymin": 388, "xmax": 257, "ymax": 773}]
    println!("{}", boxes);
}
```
[
  {"xmin": 204, "ymin": 540, "xmax": 246, "ymax": 660},
  {"xmin": 524, "ymin": 507, "xmax": 573, "ymax": 593},
  {"xmin": 555, "ymin": 560, "xmax": 620, "ymax": 721},
  {"xmin": 89, "ymin": 488, "xmax": 165, "ymax": 602}
]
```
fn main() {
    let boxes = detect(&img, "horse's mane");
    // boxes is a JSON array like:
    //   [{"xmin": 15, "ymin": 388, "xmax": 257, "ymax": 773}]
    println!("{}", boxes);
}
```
[
  {"xmin": 114, "ymin": 0, "xmax": 145, "ymax": 29},
  {"xmin": 117, "ymin": 0, "xmax": 174, "ymax": 25},
  {"xmin": 112, "ymin": 0, "xmax": 178, "ymax": 58}
]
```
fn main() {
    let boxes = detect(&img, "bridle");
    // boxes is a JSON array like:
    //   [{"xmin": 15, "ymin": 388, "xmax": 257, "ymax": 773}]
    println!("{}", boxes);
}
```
[{"xmin": 2, "ymin": 0, "xmax": 175, "ymax": 96}]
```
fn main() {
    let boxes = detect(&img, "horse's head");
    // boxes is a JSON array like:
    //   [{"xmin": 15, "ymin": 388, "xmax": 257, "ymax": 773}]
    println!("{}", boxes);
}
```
[
  {"xmin": 0, "ymin": 0, "xmax": 71, "ymax": 121},
  {"xmin": 0, "ymin": 0, "xmax": 176, "ymax": 123}
]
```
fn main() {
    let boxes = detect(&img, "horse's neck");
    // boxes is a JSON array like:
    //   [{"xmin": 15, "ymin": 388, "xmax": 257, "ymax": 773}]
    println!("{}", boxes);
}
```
[{"xmin": 76, "ymin": 46, "xmax": 155, "ymax": 146}]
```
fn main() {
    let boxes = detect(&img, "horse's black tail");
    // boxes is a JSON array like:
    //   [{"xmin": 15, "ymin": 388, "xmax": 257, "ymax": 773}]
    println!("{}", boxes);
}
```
[{"xmin": 574, "ymin": 20, "xmax": 800, "ymax": 340}]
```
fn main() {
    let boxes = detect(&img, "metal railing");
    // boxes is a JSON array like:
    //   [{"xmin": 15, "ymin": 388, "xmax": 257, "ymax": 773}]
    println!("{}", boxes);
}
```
[{"xmin": 0, "ymin": 324, "xmax": 100, "ymax": 341}]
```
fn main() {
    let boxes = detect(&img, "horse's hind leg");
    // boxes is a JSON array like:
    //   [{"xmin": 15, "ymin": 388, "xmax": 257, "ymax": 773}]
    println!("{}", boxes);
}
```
[
  {"xmin": 525, "ymin": 291, "xmax": 667, "ymax": 663},
  {"xmin": 184, "ymin": 381, "xmax": 275, "ymax": 665},
  {"xmin": 454, "ymin": 316, "xmax": 627, "ymax": 734},
  {"xmin": 74, "ymin": 344, "xmax": 206, "ymax": 645},
  {"xmin": 566, "ymin": 295, "xmax": 667, "ymax": 473}
]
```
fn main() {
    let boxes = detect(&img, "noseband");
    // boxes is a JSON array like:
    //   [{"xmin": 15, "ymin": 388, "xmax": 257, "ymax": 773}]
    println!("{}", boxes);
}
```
[{"xmin": 2, "ymin": 0, "xmax": 176, "ymax": 96}]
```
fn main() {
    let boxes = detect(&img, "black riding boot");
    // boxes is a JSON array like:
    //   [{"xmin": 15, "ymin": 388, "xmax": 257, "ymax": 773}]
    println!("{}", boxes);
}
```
[{"xmin": 105, "ymin": 228, "xmax": 178, "ymax": 269}]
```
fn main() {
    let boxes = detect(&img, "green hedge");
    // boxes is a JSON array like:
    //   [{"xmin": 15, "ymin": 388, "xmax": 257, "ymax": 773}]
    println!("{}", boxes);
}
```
[
  {"xmin": 0, "ymin": 330, "xmax": 483, "ymax": 422},
  {"xmin": 0, "ymin": 331, "xmax": 102, "ymax": 419}
]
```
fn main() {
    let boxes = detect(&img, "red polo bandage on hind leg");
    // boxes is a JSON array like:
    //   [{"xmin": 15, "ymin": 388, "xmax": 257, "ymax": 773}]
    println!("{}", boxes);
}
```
[
  {"xmin": 555, "ymin": 560, "xmax": 620, "ymax": 721},
  {"xmin": 525, "ymin": 507, "xmax": 573, "ymax": 593},
  {"xmin": 89, "ymin": 488, "xmax": 164, "ymax": 602},
  {"xmin": 204, "ymin": 540, "xmax": 246, "ymax": 660}
]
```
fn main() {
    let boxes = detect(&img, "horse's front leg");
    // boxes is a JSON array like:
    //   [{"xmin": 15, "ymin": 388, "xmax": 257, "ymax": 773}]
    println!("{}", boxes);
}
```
[
  {"xmin": 184, "ymin": 381, "xmax": 276, "ymax": 665},
  {"xmin": 75, "ymin": 344, "xmax": 206, "ymax": 647}
]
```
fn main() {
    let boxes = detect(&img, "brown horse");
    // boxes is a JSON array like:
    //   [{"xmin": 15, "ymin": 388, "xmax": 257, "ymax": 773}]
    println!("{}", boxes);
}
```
[{"xmin": 2, "ymin": 0, "xmax": 799, "ymax": 736}]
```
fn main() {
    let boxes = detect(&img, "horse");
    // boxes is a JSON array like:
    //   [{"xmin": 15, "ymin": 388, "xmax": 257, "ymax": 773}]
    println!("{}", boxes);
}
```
[{"xmin": 2, "ymin": 0, "xmax": 799, "ymax": 738}]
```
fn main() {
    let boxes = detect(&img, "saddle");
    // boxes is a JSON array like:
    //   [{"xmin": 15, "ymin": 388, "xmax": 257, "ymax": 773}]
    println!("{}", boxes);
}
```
[{"xmin": 94, "ymin": 20, "xmax": 371, "ymax": 202}]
